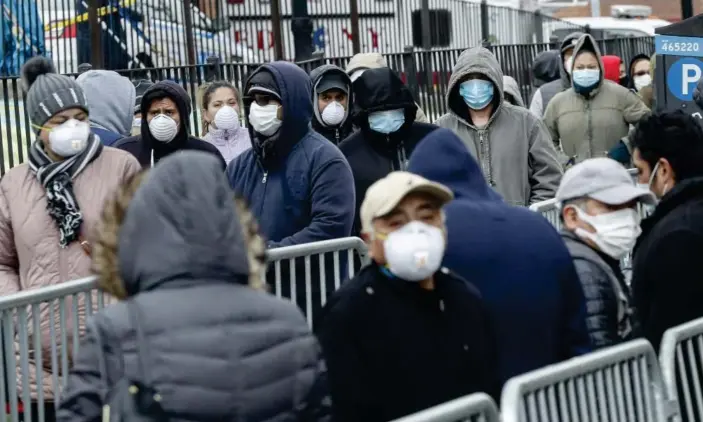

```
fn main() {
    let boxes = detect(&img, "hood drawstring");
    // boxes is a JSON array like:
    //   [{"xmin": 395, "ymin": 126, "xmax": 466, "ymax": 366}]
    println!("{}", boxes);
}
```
[{"xmin": 398, "ymin": 141, "xmax": 408, "ymax": 170}]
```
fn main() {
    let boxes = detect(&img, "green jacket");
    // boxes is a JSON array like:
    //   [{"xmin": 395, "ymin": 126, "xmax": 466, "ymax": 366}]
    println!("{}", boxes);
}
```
[{"xmin": 543, "ymin": 34, "xmax": 651, "ymax": 163}]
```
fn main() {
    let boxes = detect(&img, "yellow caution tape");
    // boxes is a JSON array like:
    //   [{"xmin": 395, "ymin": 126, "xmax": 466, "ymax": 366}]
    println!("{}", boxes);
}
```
[{"xmin": 43, "ymin": 0, "xmax": 137, "ymax": 32}]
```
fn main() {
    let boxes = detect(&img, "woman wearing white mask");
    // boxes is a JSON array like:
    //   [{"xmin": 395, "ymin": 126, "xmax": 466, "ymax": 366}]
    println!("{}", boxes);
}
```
[
  {"xmin": 316, "ymin": 171, "xmax": 498, "ymax": 422},
  {"xmin": 544, "ymin": 34, "xmax": 650, "ymax": 164},
  {"xmin": 556, "ymin": 158, "xmax": 655, "ymax": 349},
  {"xmin": 309, "ymin": 65, "xmax": 354, "ymax": 144},
  {"xmin": 0, "ymin": 57, "xmax": 140, "ymax": 416},
  {"xmin": 114, "ymin": 80, "xmax": 225, "ymax": 169},
  {"xmin": 200, "ymin": 81, "xmax": 251, "ymax": 165}
]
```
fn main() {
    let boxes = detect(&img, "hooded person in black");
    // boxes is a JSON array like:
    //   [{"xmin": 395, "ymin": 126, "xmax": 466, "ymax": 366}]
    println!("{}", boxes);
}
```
[
  {"xmin": 114, "ymin": 80, "xmax": 225, "ymax": 168},
  {"xmin": 310, "ymin": 65, "xmax": 354, "ymax": 145},
  {"xmin": 338, "ymin": 67, "xmax": 438, "ymax": 235}
]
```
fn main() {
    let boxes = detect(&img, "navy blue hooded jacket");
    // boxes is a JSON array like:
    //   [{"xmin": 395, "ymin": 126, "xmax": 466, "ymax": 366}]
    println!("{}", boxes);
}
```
[
  {"xmin": 408, "ymin": 128, "xmax": 591, "ymax": 385},
  {"xmin": 226, "ymin": 61, "xmax": 355, "ymax": 248}
]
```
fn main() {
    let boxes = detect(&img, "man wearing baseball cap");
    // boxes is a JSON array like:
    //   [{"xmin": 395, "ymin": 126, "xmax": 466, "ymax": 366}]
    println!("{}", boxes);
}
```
[
  {"xmin": 315, "ymin": 171, "xmax": 497, "ymax": 422},
  {"xmin": 309, "ymin": 64, "xmax": 354, "ymax": 144},
  {"xmin": 558, "ymin": 157, "xmax": 655, "ymax": 349}
]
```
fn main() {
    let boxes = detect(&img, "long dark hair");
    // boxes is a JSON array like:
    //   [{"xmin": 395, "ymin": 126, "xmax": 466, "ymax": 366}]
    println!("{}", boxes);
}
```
[{"xmin": 200, "ymin": 80, "xmax": 240, "ymax": 136}]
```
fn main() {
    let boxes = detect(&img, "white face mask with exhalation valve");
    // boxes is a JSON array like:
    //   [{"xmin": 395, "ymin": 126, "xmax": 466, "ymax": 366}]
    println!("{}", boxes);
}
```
[
  {"xmin": 49, "ymin": 119, "xmax": 91, "ymax": 157},
  {"xmin": 381, "ymin": 221, "xmax": 445, "ymax": 281}
]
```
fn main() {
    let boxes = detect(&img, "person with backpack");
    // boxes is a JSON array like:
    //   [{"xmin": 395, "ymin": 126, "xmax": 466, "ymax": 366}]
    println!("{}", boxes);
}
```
[{"xmin": 57, "ymin": 152, "xmax": 331, "ymax": 422}]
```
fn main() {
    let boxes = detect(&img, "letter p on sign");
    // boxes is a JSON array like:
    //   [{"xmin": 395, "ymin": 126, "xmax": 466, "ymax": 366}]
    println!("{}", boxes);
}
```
[{"xmin": 683, "ymin": 64, "xmax": 702, "ymax": 95}]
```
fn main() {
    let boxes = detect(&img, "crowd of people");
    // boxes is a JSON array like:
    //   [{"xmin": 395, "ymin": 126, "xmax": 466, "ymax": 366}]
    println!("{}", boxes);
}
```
[{"xmin": 1, "ymin": 29, "xmax": 701, "ymax": 422}]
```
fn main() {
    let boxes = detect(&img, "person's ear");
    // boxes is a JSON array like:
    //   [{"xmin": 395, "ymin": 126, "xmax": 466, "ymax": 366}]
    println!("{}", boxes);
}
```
[
  {"xmin": 658, "ymin": 158, "xmax": 676, "ymax": 185},
  {"xmin": 562, "ymin": 206, "xmax": 579, "ymax": 230}
]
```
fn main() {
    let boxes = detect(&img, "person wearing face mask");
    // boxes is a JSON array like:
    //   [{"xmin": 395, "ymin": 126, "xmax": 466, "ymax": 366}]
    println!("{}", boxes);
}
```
[
  {"xmin": 408, "ymin": 129, "xmax": 591, "ymax": 386},
  {"xmin": 0, "ymin": 57, "xmax": 140, "ymax": 417},
  {"xmin": 200, "ymin": 80, "xmax": 251, "ymax": 165},
  {"xmin": 114, "ymin": 80, "xmax": 225, "ymax": 168},
  {"xmin": 435, "ymin": 46, "xmax": 562, "ymax": 206},
  {"xmin": 544, "ymin": 34, "xmax": 650, "ymax": 165},
  {"xmin": 629, "ymin": 111, "xmax": 703, "ymax": 352},
  {"xmin": 557, "ymin": 158, "xmax": 655, "ymax": 349},
  {"xmin": 601, "ymin": 55, "xmax": 623, "ymax": 83},
  {"xmin": 627, "ymin": 54, "xmax": 653, "ymax": 95},
  {"xmin": 75, "ymin": 69, "xmax": 136, "ymax": 146},
  {"xmin": 315, "ymin": 171, "xmax": 498, "ymax": 422},
  {"xmin": 227, "ymin": 62, "xmax": 355, "ymax": 318},
  {"xmin": 345, "ymin": 52, "xmax": 429, "ymax": 123},
  {"xmin": 309, "ymin": 64, "xmax": 354, "ymax": 144},
  {"xmin": 530, "ymin": 32, "xmax": 583, "ymax": 118},
  {"xmin": 637, "ymin": 55, "xmax": 656, "ymax": 109},
  {"xmin": 338, "ymin": 67, "xmax": 438, "ymax": 236},
  {"xmin": 131, "ymin": 79, "xmax": 154, "ymax": 136}
]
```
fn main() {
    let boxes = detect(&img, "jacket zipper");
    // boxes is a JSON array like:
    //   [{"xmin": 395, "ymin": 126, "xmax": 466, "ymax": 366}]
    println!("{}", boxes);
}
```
[
  {"xmin": 388, "ymin": 136, "xmax": 395, "ymax": 171},
  {"xmin": 586, "ymin": 101, "xmax": 593, "ymax": 158},
  {"xmin": 478, "ymin": 130, "xmax": 495, "ymax": 186},
  {"xmin": 335, "ymin": 129, "xmax": 340, "ymax": 144},
  {"xmin": 398, "ymin": 141, "xmax": 407, "ymax": 171},
  {"xmin": 257, "ymin": 159, "xmax": 268, "ymax": 218}
]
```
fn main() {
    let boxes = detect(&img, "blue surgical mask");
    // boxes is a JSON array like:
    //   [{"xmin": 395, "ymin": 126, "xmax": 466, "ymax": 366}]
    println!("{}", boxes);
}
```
[
  {"xmin": 368, "ymin": 109, "xmax": 405, "ymax": 134},
  {"xmin": 572, "ymin": 69, "xmax": 600, "ymax": 90},
  {"xmin": 459, "ymin": 79, "xmax": 494, "ymax": 110}
]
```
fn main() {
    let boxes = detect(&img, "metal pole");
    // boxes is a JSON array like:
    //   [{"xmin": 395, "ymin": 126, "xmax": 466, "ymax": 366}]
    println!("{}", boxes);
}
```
[
  {"xmin": 480, "ymin": 0, "xmax": 490, "ymax": 46},
  {"xmin": 270, "ymin": 0, "xmax": 284, "ymax": 60},
  {"xmin": 681, "ymin": 0, "xmax": 693, "ymax": 19},
  {"xmin": 182, "ymin": 0, "xmax": 198, "ymax": 66},
  {"xmin": 420, "ymin": 0, "xmax": 431, "ymax": 50},
  {"xmin": 292, "ymin": 0, "xmax": 314, "ymax": 61},
  {"xmin": 590, "ymin": 0, "xmax": 600, "ymax": 17},
  {"xmin": 350, "ymin": 0, "xmax": 361, "ymax": 54},
  {"xmin": 88, "ymin": 0, "xmax": 102, "ymax": 68}
]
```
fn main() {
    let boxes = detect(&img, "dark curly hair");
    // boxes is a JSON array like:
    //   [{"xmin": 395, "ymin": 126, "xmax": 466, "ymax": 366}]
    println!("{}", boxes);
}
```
[{"xmin": 631, "ymin": 111, "xmax": 703, "ymax": 182}]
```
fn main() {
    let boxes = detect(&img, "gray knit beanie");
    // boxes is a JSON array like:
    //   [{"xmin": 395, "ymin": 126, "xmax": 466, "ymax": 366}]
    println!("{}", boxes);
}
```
[{"xmin": 20, "ymin": 57, "xmax": 89, "ymax": 134}]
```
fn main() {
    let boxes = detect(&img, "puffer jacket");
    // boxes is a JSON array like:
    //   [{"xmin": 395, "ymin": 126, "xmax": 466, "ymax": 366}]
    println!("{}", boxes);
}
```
[
  {"xmin": 57, "ymin": 152, "xmax": 331, "ymax": 422},
  {"xmin": 543, "ymin": 34, "xmax": 651, "ymax": 163},
  {"xmin": 562, "ymin": 231, "xmax": 637, "ymax": 349},
  {"xmin": 435, "ymin": 46, "xmax": 563, "ymax": 206},
  {"xmin": 345, "ymin": 52, "xmax": 429, "ymax": 123},
  {"xmin": 0, "ymin": 147, "xmax": 141, "ymax": 401}
]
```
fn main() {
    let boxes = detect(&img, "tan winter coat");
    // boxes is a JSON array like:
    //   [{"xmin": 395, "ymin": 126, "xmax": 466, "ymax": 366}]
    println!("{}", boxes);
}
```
[
  {"xmin": 543, "ymin": 34, "xmax": 651, "ymax": 163},
  {"xmin": 345, "ymin": 53, "xmax": 429, "ymax": 123},
  {"xmin": 0, "ymin": 146, "xmax": 140, "ymax": 401}
]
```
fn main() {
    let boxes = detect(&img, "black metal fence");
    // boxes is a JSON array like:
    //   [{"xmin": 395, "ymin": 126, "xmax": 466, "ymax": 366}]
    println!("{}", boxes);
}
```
[
  {"xmin": 6, "ymin": 0, "xmax": 585, "ymax": 75},
  {"xmin": 0, "ymin": 36, "xmax": 653, "ymax": 175}
]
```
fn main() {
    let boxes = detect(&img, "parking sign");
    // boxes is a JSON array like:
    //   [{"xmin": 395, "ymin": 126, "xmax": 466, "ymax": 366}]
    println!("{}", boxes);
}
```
[{"xmin": 665, "ymin": 57, "xmax": 703, "ymax": 101}]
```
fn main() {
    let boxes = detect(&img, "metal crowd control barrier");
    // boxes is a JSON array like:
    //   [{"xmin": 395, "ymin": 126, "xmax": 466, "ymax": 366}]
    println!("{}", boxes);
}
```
[
  {"xmin": 390, "ymin": 393, "xmax": 500, "ymax": 422},
  {"xmin": 660, "ymin": 316, "xmax": 703, "ymax": 422},
  {"xmin": 500, "ymin": 339, "xmax": 678, "ymax": 422},
  {"xmin": 0, "ymin": 237, "xmax": 368, "ymax": 422}
]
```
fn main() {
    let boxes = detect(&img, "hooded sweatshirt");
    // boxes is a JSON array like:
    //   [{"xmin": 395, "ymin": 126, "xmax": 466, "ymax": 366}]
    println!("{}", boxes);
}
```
[
  {"xmin": 407, "ymin": 128, "xmax": 591, "ymax": 385},
  {"xmin": 531, "ymin": 50, "xmax": 561, "ymax": 88},
  {"xmin": 502, "ymin": 75, "xmax": 525, "ymax": 107},
  {"xmin": 226, "ymin": 61, "xmax": 355, "ymax": 248},
  {"xmin": 114, "ymin": 81, "xmax": 225, "ymax": 168},
  {"xmin": 75, "ymin": 70, "xmax": 135, "ymax": 146},
  {"xmin": 543, "ymin": 34, "xmax": 651, "ymax": 163},
  {"xmin": 530, "ymin": 32, "xmax": 584, "ymax": 118},
  {"xmin": 434, "ymin": 46, "xmax": 563, "ymax": 206},
  {"xmin": 345, "ymin": 52, "xmax": 429, "ymax": 123},
  {"xmin": 338, "ymin": 67, "xmax": 438, "ymax": 235},
  {"xmin": 310, "ymin": 64, "xmax": 354, "ymax": 144},
  {"xmin": 56, "ymin": 152, "xmax": 331, "ymax": 422},
  {"xmin": 628, "ymin": 54, "xmax": 652, "ymax": 92},
  {"xmin": 601, "ymin": 55, "xmax": 623, "ymax": 83}
]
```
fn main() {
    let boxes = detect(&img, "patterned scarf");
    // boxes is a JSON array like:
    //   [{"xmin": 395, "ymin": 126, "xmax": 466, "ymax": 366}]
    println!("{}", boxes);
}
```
[{"xmin": 28, "ymin": 135, "xmax": 103, "ymax": 247}]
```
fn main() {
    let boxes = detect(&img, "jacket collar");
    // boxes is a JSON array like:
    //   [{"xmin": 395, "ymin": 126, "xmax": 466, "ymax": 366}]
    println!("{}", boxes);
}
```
[{"xmin": 641, "ymin": 177, "xmax": 703, "ymax": 234}]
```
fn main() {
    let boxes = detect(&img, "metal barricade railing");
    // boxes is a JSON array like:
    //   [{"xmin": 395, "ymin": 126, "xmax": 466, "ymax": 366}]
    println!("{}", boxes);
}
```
[
  {"xmin": 500, "ymin": 339, "xmax": 678, "ymax": 422},
  {"xmin": 0, "ymin": 276, "xmax": 107, "ymax": 422},
  {"xmin": 529, "ymin": 199, "xmax": 561, "ymax": 230},
  {"xmin": 0, "ymin": 237, "xmax": 368, "ymax": 422},
  {"xmin": 267, "ymin": 237, "xmax": 369, "ymax": 327},
  {"xmin": 659, "ymin": 316, "xmax": 703, "ymax": 422},
  {"xmin": 389, "ymin": 393, "xmax": 500, "ymax": 422}
]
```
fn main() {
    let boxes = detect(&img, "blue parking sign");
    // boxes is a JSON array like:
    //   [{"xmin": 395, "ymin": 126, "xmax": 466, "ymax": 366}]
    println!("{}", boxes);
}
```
[{"xmin": 666, "ymin": 57, "xmax": 703, "ymax": 101}]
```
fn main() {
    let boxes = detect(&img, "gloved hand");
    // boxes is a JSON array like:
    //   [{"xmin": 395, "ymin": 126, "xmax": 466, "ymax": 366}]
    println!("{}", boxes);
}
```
[{"xmin": 607, "ymin": 140, "xmax": 631, "ymax": 165}]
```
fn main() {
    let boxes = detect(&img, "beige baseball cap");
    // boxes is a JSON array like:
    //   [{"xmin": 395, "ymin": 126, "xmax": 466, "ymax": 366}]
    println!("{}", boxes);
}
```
[{"xmin": 360, "ymin": 171, "xmax": 454, "ymax": 233}]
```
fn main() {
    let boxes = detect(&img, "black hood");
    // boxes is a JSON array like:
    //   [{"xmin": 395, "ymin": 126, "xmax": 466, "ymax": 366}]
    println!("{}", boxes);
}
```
[
  {"xmin": 140, "ymin": 80, "xmax": 193, "ymax": 153},
  {"xmin": 532, "ymin": 50, "xmax": 561, "ymax": 87},
  {"xmin": 351, "ymin": 67, "xmax": 417, "ymax": 142},
  {"xmin": 309, "ymin": 64, "xmax": 354, "ymax": 143},
  {"xmin": 118, "ymin": 151, "xmax": 250, "ymax": 296},
  {"xmin": 627, "ymin": 54, "xmax": 651, "ymax": 90},
  {"xmin": 557, "ymin": 31, "xmax": 585, "ymax": 88}
]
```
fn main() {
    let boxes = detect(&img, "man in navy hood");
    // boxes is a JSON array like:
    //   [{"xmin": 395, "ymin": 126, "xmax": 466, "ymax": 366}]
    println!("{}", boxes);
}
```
[
  {"xmin": 227, "ymin": 62, "xmax": 355, "ymax": 319},
  {"xmin": 408, "ymin": 128, "xmax": 591, "ymax": 385}
]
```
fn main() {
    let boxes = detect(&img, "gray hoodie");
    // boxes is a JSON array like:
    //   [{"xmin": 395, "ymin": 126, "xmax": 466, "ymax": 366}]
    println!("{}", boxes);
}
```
[
  {"xmin": 434, "ymin": 46, "xmax": 563, "ymax": 206},
  {"xmin": 76, "ymin": 70, "xmax": 136, "ymax": 137},
  {"xmin": 502, "ymin": 76, "xmax": 525, "ymax": 107}
]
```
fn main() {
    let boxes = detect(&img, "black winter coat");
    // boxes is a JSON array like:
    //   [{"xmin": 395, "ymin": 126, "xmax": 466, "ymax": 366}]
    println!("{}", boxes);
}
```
[
  {"xmin": 632, "ymin": 177, "xmax": 703, "ymax": 352},
  {"xmin": 315, "ymin": 263, "xmax": 498, "ymax": 422},
  {"xmin": 114, "ymin": 80, "xmax": 225, "ymax": 169},
  {"xmin": 57, "ymin": 152, "xmax": 330, "ymax": 422},
  {"xmin": 339, "ymin": 67, "xmax": 438, "ymax": 235},
  {"xmin": 562, "ymin": 231, "xmax": 637, "ymax": 349}
]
